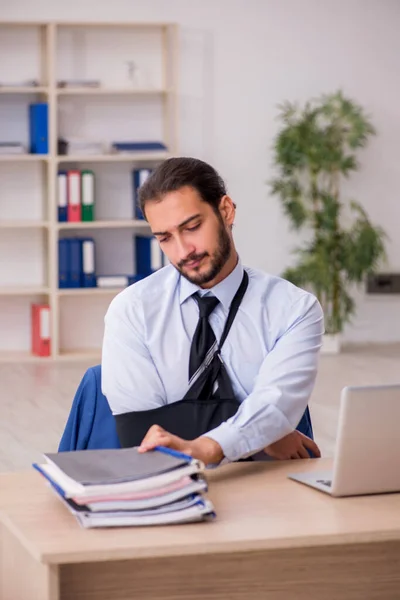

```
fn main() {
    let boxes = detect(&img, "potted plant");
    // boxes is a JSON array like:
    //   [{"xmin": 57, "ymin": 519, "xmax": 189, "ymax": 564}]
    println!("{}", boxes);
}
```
[{"xmin": 270, "ymin": 91, "xmax": 387, "ymax": 353}]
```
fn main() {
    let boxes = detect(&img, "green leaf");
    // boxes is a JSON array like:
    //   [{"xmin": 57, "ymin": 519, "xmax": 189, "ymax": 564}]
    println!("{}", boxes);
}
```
[{"xmin": 271, "ymin": 90, "xmax": 386, "ymax": 332}]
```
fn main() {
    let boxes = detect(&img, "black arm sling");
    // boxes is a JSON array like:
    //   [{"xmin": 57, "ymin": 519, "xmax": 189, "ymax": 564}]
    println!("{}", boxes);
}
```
[
  {"xmin": 115, "ymin": 271, "xmax": 249, "ymax": 447},
  {"xmin": 115, "ymin": 269, "xmax": 314, "ymax": 454}
]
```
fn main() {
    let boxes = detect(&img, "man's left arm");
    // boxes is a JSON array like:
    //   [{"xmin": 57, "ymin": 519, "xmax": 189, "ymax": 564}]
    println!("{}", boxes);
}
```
[
  {"xmin": 203, "ymin": 294, "xmax": 324, "ymax": 462},
  {"xmin": 139, "ymin": 294, "xmax": 324, "ymax": 465}
]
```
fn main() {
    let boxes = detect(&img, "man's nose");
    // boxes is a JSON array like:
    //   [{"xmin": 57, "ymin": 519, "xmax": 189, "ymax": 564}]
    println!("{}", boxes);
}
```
[{"xmin": 176, "ymin": 237, "xmax": 195, "ymax": 263}]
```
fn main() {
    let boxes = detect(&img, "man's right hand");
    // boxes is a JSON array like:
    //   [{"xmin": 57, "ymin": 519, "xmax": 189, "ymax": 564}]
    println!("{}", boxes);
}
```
[{"xmin": 264, "ymin": 430, "xmax": 321, "ymax": 460}]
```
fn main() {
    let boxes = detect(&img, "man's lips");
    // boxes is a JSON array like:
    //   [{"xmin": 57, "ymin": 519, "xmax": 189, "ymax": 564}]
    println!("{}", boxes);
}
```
[{"xmin": 184, "ymin": 256, "xmax": 206, "ymax": 269}]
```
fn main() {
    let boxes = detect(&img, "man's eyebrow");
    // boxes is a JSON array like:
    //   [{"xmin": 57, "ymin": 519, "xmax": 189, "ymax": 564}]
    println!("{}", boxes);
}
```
[{"xmin": 153, "ymin": 214, "xmax": 202, "ymax": 237}]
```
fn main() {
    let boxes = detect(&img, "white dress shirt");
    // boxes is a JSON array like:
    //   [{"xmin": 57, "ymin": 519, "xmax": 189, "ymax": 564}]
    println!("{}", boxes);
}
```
[{"xmin": 101, "ymin": 259, "xmax": 324, "ymax": 462}]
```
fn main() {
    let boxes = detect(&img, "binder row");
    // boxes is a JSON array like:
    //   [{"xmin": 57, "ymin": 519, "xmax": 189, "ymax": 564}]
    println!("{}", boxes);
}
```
[
  {"xmin": 58, "ymin": 236, "xmax": 165, "ymax": 289},
  {"xmin": 58, "ymin": 168, "xmax": 151, "ymax": 223},
  {"xmin": 58, "ymin": 170, "xmax": 95, "ymax": 222},
  {"xmin": 59, "ymin": 238, "xmax": 96, "ymax": 288}
]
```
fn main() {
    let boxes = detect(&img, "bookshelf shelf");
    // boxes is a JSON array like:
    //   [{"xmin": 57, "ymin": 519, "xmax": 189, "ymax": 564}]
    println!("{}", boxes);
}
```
[
  {"xmin": 57, "ymin": 220, "xmax": 149, "ymax": 230},
  {"xmin": 0, "ymin": 221, "xmax": 49, "ymax": 229},
  {"xmin": 0, "ymin": 86, "xmax": 49, "ymax": 94},
  {"xmin": 0, "ymin": 155, "xmax": 49, "ymax": 162},
  {"xmin": 0, "ymin": 20, "xmax": 179, "ymax": 360},
  {"xmin": 56, "ymin": 87, "xmax": 169, "ymax": 96},
  {"xmin": 56, "ymin": 152, "xmax": 170, "ymax": 163},
  {"xmin": 57, "ymin": 287, "xmax": 125, "ymax": 297},
  {"xmin": 0, "ymin": 286, "xmax": 50, "ymax": 296}
]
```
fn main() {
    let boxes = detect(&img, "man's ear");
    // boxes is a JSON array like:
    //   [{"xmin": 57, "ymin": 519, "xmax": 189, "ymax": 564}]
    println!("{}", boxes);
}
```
[{"xmin": 219, "ymin": 195, "xmax": 236, "ymax": 226}]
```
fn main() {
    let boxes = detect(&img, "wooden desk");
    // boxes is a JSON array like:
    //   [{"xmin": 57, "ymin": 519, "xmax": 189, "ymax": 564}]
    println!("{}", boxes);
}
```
[{"xmin": 1, "ymin": 458, "xmax": 400, "ymax": 600}]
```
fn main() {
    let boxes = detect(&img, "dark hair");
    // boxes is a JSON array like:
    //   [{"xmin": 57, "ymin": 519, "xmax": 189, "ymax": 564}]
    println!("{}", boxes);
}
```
[{"xmin": 138, "ymin": 157, "xmax": 229, "ymax": 219}]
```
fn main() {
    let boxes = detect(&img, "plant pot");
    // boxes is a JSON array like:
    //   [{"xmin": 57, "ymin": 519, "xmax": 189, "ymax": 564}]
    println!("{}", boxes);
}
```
[{"xmin": 321, "ymin": 333, "xmax": 342, "ymax": 354}]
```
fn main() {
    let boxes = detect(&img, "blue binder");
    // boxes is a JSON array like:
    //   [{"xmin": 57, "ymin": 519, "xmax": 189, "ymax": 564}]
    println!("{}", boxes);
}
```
[
  {"xmin": 58, "ymin": 239, "xmax": 70, "ymax": 288},
  {"xmin": 57, "ymin": 171, "xmax": 68, "ymax": 222},
  {"xmin": 112, "ymin": 141, "xmax": 167, "ymax": 152},
  {"xmin": 81, "ymin": 238, "xmax": 96, "ymax": 288},
  {"xmin": 29, "ymin": 103, "xmax": 48, "ymax": 154},
  {"xmin": 69, "ymin": 239, "xmax": 83, "ymax": 288},
  {"xmin": 132, "ymin": 168, "xmax": 152, "ymax": 220},
  {"xmin": 135, "ymin": 235, "xmax": 164, "ymax": 277}
]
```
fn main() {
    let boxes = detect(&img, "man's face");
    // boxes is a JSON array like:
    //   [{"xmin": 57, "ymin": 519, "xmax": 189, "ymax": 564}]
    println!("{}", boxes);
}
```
[{"xmin": 146, "ymin": 185, "xmax": 235, "ymax": 286}]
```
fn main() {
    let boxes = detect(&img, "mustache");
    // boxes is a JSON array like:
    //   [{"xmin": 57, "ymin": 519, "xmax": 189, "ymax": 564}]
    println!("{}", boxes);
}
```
[{"xmin": 178, "ymin": 252, "xmax": 209, "ymax": 269}]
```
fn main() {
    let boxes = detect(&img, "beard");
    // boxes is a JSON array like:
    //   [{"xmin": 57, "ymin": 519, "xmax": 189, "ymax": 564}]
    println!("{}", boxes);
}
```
[{"xmin": 176, "ymin": 219, "xmax": 232, "ymax": 286}]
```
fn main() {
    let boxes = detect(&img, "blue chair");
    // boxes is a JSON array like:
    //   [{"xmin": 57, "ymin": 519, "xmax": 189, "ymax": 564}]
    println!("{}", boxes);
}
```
[
  {"xmin": 58, "ymin": 364, "xmax": 120, "ymax": 451},
  {"xmin": 59, "ymin": 364, "xmax": 315, "ymax": 453}
]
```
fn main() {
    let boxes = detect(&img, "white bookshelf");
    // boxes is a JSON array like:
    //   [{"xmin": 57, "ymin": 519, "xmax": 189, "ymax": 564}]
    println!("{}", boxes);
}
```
[{"xmin": 0, "ymin": 21, "xmax": 179, "ymax": 362}]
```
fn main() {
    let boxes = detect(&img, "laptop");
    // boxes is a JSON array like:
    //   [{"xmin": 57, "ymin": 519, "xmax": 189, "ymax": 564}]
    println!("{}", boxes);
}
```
[{"xmin": 288, "ymin": 384, "xmax": 400, "ymax": 497}]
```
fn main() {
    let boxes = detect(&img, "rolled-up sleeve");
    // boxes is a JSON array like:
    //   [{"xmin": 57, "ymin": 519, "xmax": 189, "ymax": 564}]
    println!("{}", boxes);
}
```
[
  {"xmin": 204, "ymin": 294, "xmax": 324, "ymax": 462},
  {"xmin": 102, "ymin": 291, "xmax": 166, "ymax": 415}
]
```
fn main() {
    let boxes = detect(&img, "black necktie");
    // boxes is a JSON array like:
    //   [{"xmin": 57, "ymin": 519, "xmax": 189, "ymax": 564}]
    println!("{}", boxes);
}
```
[{"xmin": 189, "ymin": 293, "xmax": 220, "ymax": 382}]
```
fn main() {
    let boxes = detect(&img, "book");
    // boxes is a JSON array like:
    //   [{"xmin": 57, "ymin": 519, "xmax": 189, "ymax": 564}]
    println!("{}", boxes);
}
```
[
  {"xmin": 96, "ymin": 275, "xmax": 136, "ymax": 288},
  {"xmin": 81, "ymin": 170, "xmax": 95, "ymax": 221},
  {"xmin": 111, "ymin": 141, "xmax": 167, "ymax": 154},
  {"xmin": 57, "ymin": 171, "xmax": 68, "ymax": 222},
  {"xmin": 71, "ymin": 498, "xmax": 214, "ymax": 529},
  {"xmin": 69, "ymin": 239, "xmax": 83, "ymax": 287},
  {"xmin": 0, "ymin": 142, "xmax": 26, "ymax": 154},
  {"xmin": 33, "ymin": 447, "xmax": 215, "ymax": 528},
  {"xmin": 58, "ymin": 239, "xmax": 70, "ymax": 288},
  {"xmin": 135, "ymin": 235, "xmax": 164, "ymax": 277},
  {"xmin": 132, "ymin": 168, "xmax": 151, "ymax": 219},
  {"xmin": 81, "ymin": 238, "xmax": 96, "ymax": 287},
  {"xmin": 57, "ymin": 79, "xmax": 101, "ymax": 88},
  {"xmin": 29, "ymin": 103, "xmax": 48, "ymax": 154},
  {"xmin": 44, "ymin": 446, "xmax": 193, "ymax": 486},
  {"xmin": 0, "ymin": 78, "xmax": 39, "ymax": 88},
  {"xmin": 77, "ymin": 476, "xmax": 208, "ymax": 511},
  {"xmin": 67, "ymin": 171, "xmax": 81, "ymax": 222},
  {"xmin": 31, "ymin": 304, "xmax": 51, "ymax": 357}
]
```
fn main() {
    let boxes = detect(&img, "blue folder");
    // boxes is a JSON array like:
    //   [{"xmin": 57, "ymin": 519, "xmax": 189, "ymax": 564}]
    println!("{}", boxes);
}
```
[
  {"xmin": 69, "ymin": 239, "xmax": 83, "ymax": 288},
  {"xmin": 132, "ymin": 168, "xmax": 152, "ymax": 220},
  {"xmin": 112, "ymin": 141, "xmax": 167, "ymax": 152},
  {"xmin": 135, "ymin": 235, "xmax": 164, "ymax": 277},
  {"xmin": 80, "ymin": 238, "xmax": 96, "ymax": 288},
  {"xmin": 29, "ymin": 103, "xmax": 48, "ymax": 154},
  {"xmin": 57, "ymin": 171, "xmax": 68, "ymax": 222},
  {"xmin": 58, "ymin": 239, "xmax": 70, "ymax": 288}
]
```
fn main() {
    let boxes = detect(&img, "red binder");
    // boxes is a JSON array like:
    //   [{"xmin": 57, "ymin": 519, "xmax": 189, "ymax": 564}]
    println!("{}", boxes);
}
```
[
  {"xmin": 31, "ymin": 304, "xmax": 51, "ymax": 357},
  {"xmin": 67, "ymin": 170, "xmax": 81, "ymax": 222}
]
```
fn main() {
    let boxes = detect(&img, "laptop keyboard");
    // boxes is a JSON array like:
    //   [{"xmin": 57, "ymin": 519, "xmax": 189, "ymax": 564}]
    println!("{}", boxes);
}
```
[{"xmin": 317, "ymin": 479, "xmax": 332, "ymax": 487}]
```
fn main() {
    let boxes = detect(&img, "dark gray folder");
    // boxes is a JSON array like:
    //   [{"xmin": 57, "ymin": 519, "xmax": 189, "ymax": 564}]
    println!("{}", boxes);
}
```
[{"xmin": 45, "ymin": 447, "xmax": 191, "ymax": 486}]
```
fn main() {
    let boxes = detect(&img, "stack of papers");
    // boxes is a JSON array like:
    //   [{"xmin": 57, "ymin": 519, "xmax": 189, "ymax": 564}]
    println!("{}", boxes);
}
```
[
  {"xmin": 0, "ymin": 142, "xmax": 26, "ymax": 154},
  {"xmin": 60, "ymin": 137, "xmax": 105, "ymax": 155},
  {"xmin": 33, "ymin": 446, "xmax": 215, "ymax": 528}
]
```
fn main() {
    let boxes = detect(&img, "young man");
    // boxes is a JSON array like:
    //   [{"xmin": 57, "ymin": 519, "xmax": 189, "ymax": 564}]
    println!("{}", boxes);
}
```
[{"xmin": 102, "ymin": 157, "xmax": 323, "ymax": 466}]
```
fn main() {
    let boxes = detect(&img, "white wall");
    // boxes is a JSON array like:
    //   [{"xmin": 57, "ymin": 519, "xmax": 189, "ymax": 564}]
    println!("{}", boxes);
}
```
[{"xmin": 2, "ymin": 0, "xmax": 400, "ymax": 343}]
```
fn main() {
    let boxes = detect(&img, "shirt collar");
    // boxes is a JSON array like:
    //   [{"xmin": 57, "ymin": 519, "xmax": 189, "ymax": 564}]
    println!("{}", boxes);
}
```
[{"xmin": 179, "ymin": 256, "xmax": 244, "ymax": 311}]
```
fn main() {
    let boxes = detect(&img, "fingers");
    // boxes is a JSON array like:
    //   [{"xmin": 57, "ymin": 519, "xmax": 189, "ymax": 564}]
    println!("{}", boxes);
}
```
[
  {"xmin": 138, "ymin": 433, "xmax": 169, "ymax": 452},
  {"xmin": 138, "ymin": 425, "xmax": 189, "ymax": 455},
  {"xmin": 301, "ymin": 435, "xmax": 321, "ymax": 458},
  {"xmin": 138, "ymin": 424, "xmax": 168, "ymax": 453},
  {"xmin": 297, "ymin": 445, "xmax": 311, "ymax": 459}
]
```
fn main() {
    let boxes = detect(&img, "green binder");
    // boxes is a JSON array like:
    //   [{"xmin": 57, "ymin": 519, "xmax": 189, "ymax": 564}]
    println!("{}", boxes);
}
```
[{"xmin": 81, "ymin": 170, "xmax": 95, "ymax": 221}]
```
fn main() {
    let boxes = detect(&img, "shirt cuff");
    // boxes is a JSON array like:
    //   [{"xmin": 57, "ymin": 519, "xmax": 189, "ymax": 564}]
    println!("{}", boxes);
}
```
[
  {"xmin": 202, "ymin": 422, "xmax": 266, "ymax": 462},
  {"xmin": 203, "ymin": 408, "xmax": 295, "ymax": 463}
]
